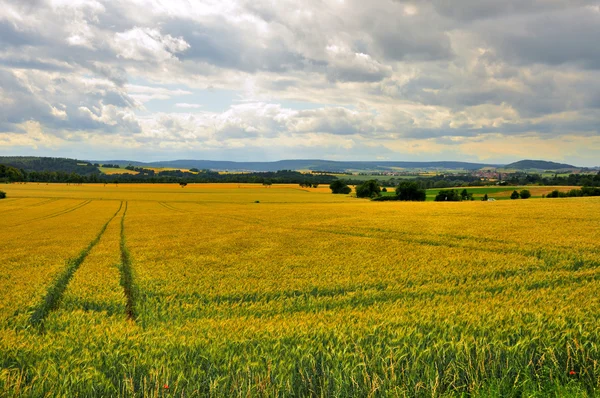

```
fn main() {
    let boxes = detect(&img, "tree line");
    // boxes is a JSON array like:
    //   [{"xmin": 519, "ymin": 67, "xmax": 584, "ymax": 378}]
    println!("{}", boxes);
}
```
[
  {"xmin": 0, "ymin": 164, "xmax": 337, "ymax": 185},
  {"xmin": 330, "ymin": 179, "xmax": 600, "ymax": 202},
  {"xmin": 331, "ymin": 180, "xmax": 428, "ymax": 201}
]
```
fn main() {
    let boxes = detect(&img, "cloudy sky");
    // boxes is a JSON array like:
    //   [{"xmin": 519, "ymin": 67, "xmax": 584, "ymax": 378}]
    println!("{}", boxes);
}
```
[{"xmin": 1, "ymin": 0, "xmax": 599, "ymax": 165}]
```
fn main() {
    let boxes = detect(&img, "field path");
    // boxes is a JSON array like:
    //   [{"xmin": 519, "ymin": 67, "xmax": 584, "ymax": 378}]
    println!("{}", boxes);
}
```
[
  {"xmin": 118, "ymin": 202, "xmax": 138, "ymax": 320},
  {"xmin": 29, "ymin": 201, "xmax": 123, "ymax": 326},
  {"xmin": 59, "ymin": 202, "xmax": 128, "ymax": 318},
  {"xmin": 9, "ymin": 199, "xmax": 92, "ymax": 227}
]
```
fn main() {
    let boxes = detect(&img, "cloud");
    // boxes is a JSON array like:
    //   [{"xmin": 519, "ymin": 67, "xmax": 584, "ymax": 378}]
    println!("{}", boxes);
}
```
[
  {"xmin": 175, "ymin": 103, "xmax": 203, "ymax": 109},
  {"xmin": 0, "ymin": 0, "xmax": 598, "ymax": 165},
  {"xmin": 113, "ymin": 27, "xmax": 189, "ymax": 62}
]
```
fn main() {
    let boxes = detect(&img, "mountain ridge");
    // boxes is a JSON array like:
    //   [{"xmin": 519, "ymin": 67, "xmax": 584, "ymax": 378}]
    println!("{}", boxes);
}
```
[
  {"xmin": 1, "ymin": 156, "xmax": 582, "ymax": 173},
  {"xmin": 91, "ymin": 159, "xmax": 501, "ymax": 171}
]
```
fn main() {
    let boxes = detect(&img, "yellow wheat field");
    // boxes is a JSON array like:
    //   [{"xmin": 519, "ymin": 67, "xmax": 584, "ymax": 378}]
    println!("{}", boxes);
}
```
[{"xmin": 1, "ymin": 183, "xmax": 599, "ymax": 396}]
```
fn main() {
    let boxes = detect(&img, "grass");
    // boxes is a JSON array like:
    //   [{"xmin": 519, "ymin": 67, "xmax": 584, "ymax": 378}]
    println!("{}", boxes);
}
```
[
  {"xmin": 98, "ymin": 166, "xmax": 139, "ymax": 175},
  {"xmin": 0, "ymin": 183, "xmax": 599, "ymax": 396},
  {"xmin": 29, "ymin": 202, "xmax": 123, "ymax": 326},
  {"xmin": 333, "ymin": 173, "xmax": 437, "ymax": 181},
  {"xmin": 381, "ymin": 186, "xmax": 579, "ymax": 201},
  {"xmin": 118, "ymin": 202, "xmax": 137, "ymax": 320},
  {"xmin": 99, "ymin": 166, "xmax": 194, "ymax": 175}
]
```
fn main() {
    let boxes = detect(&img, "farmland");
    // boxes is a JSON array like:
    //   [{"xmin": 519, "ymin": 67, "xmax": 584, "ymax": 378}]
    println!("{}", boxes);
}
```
[
  {"xmin": 377, "ymin": 186, "xmax": 578, "ymax": 201},
  {"xmin": 1, "ymin": 183, "xmax": 600, "ymax": 397}
]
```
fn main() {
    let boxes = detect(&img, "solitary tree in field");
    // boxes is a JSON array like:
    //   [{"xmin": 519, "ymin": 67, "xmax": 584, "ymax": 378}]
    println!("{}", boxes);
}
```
[
  {"xmin": 434, "ymin": 189, "xmax": 462, "ymax": 202},
  {"xmin": 482, "ymin": 193, "xmax": 488, "ymax": 201},
  {"xmin": 520, "ymin": 189, "xmax": 531, "ymax": 199},
  {"xmin": 510, "ymin": 190, "xmax": 520, "ymax": 199},
  {"xmin": 355, "ymin": 180, "xmax": 381, "ymax": 198},
  {"xmin": 179, "ymin": 182, "xmax": 188, "ymax": 188},
  {"xmin": 395, "ymin": 181, "xmax": 426, "ymax": 201},
  {"xmin": 329, "ymin": 180, "xmax": 351, "ymax": 194},
  {"xmin": 0, "ymin": 190, "xmax": 6, "ymax": 199}
]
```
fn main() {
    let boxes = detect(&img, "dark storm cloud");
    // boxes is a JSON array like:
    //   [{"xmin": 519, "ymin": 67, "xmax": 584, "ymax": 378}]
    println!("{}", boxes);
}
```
[
  {"xmin": 480, "ymin": 7, "xmax": 600, "ymax": 69},
  {"xmin": 429, "ymin": 0, "xmax": 597, "ymax": 21}
]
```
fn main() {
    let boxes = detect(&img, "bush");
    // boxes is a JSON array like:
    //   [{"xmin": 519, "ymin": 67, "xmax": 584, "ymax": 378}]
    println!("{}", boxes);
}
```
[
  {"xmin": 482, "ymin": 193, "xmax": 488, "ymax": 201},
  {"xmin": 460, "ymin": 189, "xmax": 474, "ymax": 201},
  {"xmin": 355, "ymin": 180, "xmax": 381, "ymax": 198},
  {"xmin": 519, "ymin": 190, "xmax": 531, "ymax": 199},
  {"xmin": 0, "ymin": 190, "xmax": 5, "ymax": 199},
  {"xmin": 547, "ymin": 190, "xmax": 567, "ymax": 198},
  {"xmin": 381, "ymin": 187, "xmax": 387, "ymax": 192},
  {"xmin": 581, "ymin": 186, "xmax": 600, "ymax": 196},
  {"xmin": 510, "ymin": 190, "xmax": 520, "ymax": 199},
  {"xmin": 395, "ymin": 181, "xmax": 426, "ymax": 201},
  {"xmin": 434, "ymin": 190, "xmax": 462, "ymax": 202},
  {"xmin": 330, "ymin": 180, "xmax": 352, "ymax": 194},
  {"xmin": 546, "ymin": 186, "xmax": 600, "ymax": 199}
]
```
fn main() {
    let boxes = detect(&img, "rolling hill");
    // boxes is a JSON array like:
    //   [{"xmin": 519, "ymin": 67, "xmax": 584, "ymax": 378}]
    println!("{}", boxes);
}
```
[{"xmin": 504, "ymin": 159, "xmax": 576, "ymax": 170}]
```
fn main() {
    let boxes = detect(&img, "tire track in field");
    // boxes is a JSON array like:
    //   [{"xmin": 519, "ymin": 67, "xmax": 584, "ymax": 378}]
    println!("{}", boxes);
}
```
[
  {"xmin": 10, "ymin": 200, "xmax": 92, "ymax": 227},
  {"xmin": 29, "ymin": 201, "xmax": 124, "ymax": 327},
  {"xmin": 0, "ymin": 198, "xmax": 59, "ymax": 215},
  {"xmin": 186, "ymin": 209, "xmax": 595, "ymax": 268},
  {"xmin": 161, "ymin": 201, "xmax": 266, "ymax": 225},
  {"xmin": 118, "ymin": 202, "xmax": 138, "ymax": 321},
  {"xmin": 27, "ymin": 198, "xmax": 60, "ymax": 207},
  {"xmin": 158, "ymin": 201, "xmax": 186, "ymax": 213}
]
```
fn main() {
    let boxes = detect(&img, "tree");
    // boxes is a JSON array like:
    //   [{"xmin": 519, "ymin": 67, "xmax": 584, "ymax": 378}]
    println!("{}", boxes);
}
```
[
  {"xmin": 519, "ymin": 189, "xmax": 531, "ymax": 199},
  {"xmin": 395, "ymin": 181, "xmax": 426, "ymax": 201},
  {"xmin": 482, "ymin": 193, "xmax": 488, "ymax": 201},
  {"xmin": 355, "ymin": 180, "xmax": 381, "ymax": 198},
  {"xmin": 510, "ymin": 190, "xmax": 520, "ymax": 199},
  {"xmin": 381, "ymin": 187, "xmax": 387, "ymax": 192},
  {"xmin": 0, "ymin": 190, "xmax": 5, "ymax": 199},
  {"xmin": 434, "ymin": 190, "xmax": 462, "ymax": 201},
  {"xmin": 0, "ymin": 164, "xmax": 25, "ymax": 182},
  {"xmin": 179, "ymin": 182, "xmax": 188, "ymax": 188},
  {"xmin": 329, "ymin": 180, "xmax": 351, "ymax": 194},
  {"xmin": 460, "ymin": 189, "xmax": 474, "ymax": 201}
]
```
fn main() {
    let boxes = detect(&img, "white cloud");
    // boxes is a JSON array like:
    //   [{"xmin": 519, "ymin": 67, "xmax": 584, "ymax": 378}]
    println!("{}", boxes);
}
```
[
  {"xmin": 0, "ymin": 0, "xmax": 598, "ymax": 164},
  {"xmin": 175, "ymin": 103, "xmax": 203, "ymax": 109},
  {"xmin": 113, "ymin": 27, "xmax": 189, "ymax": 62}
]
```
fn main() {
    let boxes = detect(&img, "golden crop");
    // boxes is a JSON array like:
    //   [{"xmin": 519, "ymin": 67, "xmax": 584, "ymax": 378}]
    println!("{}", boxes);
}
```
[{"xmin": 1, "ymin": 183, "xmax": 599, "ymax": 396}]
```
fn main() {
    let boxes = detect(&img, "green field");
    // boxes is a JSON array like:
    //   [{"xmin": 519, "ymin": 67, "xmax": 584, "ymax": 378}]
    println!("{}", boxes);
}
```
[
  {"xmin": 1, "ymin": 183, "xmax": 599, "ymax": 396},
  {"xmin": 333, "ymin": 173, "xmax": 436, "ymax": 182},
  {"xmin": 379, "ymin": 186, "xmax": 579, "ymax": 201}
]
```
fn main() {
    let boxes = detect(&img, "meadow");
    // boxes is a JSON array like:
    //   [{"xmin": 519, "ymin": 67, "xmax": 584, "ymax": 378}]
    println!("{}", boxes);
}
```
[{"xmin": 1, "ymin": 183, "xmax": 599, "ymax": 397}]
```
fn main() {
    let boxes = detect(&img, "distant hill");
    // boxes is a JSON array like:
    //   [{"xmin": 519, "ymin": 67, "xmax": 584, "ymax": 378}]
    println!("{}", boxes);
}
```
[
  {"xmin": 504, "ymin": 160, "xmax": 576, "ymax": 170},
  {"xmin": 95, "ymin": 159, "xmax": 498, "ymax": 172},
  {"xmin": 2, "ymin": 156, "xmax": 582, "ymax": 174},
  {"xmin": 0, "ymin": 156, "xmax": 99, "ymax": 175}
]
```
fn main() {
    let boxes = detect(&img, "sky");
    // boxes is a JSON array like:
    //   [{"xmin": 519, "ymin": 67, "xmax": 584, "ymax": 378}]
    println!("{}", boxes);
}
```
[{"xmin": 0, "ymin": 0, "xmax": 599, "ymax": 165}]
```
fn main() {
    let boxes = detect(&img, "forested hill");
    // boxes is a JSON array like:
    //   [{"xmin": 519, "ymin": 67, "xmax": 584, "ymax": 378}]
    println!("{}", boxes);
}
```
[
  {"xmin": 504, "ymin": 160, "xmax": 576, "ymax": 170},
  {"xmin": 99, "ymin": 159, "xmax": 498, "ymax": 171},
  {"xmin": 0, "ymin": 156, "xmax": 99, "ymax": 175},
  {"xmin": 1, "ymin": 156, "xmax": 583, "ymax": 175}
]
